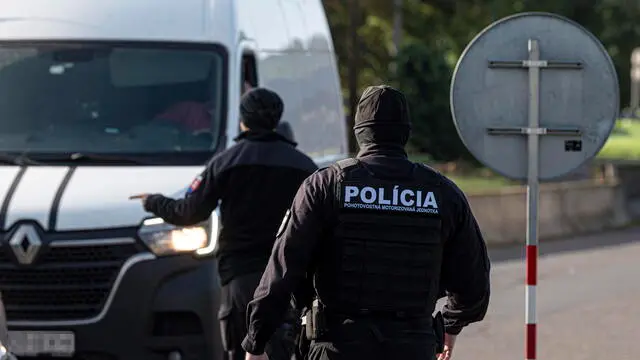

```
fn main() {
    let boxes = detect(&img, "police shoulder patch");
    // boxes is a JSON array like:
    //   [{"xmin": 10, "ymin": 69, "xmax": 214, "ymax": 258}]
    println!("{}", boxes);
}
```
[
  {"xmin": 276, "ymin": 209, "xmax": 291, "ymax": 238},
  {"xmin": 186, "ymin": 175, "xmax": 203, "ymax": 195}
]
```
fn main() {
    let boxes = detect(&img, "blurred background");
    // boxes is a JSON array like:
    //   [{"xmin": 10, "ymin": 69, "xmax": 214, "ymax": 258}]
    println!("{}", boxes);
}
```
[
  {"xmin": 326, "ymin": 0, "xmax": 640, "ymax": 188},
  {"xmin": 322, "ymin": 1, "xmax": 640, "ymax": 359}
]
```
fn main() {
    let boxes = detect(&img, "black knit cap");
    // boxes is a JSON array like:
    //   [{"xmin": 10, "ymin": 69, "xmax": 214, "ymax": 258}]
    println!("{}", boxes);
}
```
[
  {"xmin": 353, "ymin": 85, "xmax": 411, "ymax": 146},
  {"xmin": 240, "ymin": 87, "xmax": 284, "ymax": 130}
]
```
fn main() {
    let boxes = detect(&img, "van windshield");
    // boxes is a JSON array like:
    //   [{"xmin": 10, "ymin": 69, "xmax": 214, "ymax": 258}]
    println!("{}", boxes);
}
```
[{"xmin": 0, "ymin": 42, "xmax": 226, "ymax": 166}]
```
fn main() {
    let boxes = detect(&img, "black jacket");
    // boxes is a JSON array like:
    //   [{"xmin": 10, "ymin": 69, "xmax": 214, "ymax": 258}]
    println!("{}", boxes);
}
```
[
  {"xmin": 0, "ymin": 292, "xmax": 7, "ymax": 345},
  {"xmin": 144, "ymin": 130, "xmax": 318, "ymax": 284},
  {"xmin": 241, "ymin": 145, "xmax": 491, "ymax": 355}
]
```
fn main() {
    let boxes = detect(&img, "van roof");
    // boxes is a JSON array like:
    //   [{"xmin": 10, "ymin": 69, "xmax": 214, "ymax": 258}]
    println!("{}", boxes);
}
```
[{"xmin": 0, "ymin": 0, "xmax": 234, "ymax": 45}]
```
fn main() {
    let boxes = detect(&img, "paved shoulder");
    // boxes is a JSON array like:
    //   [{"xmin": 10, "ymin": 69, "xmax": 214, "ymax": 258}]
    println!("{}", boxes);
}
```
[{"xmin": 443, "ymin": 227, "xmax": 640, "ymax": 360}]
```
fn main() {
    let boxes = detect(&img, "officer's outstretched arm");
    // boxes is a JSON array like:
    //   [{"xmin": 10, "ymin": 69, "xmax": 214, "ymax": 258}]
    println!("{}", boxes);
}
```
[
  {"xmin": 143, "ymin": 163, "xmax": 221, "ymax": 226},
  {"xmin": 440, "ymin": 187, "xmax": 491, "ymax": 335},
  {"xmin": 242, "ymin": 170, "xmax": 330, "ymax": 355}
]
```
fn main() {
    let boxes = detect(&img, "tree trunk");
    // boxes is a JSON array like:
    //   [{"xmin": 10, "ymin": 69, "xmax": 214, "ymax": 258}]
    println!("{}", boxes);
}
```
[{"xmin": 347, "ymin": 0, "xmax": 360, "ymax": 154}]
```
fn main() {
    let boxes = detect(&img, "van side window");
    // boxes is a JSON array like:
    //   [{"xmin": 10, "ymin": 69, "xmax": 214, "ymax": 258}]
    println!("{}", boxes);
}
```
[{"xmin": 242, "ymin": 53, "xmax": 258, "ymax": 93}]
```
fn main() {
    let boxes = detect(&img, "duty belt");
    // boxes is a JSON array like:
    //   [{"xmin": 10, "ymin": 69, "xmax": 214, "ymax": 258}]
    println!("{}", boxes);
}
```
[{"xmin": 328, "ymin": 308, "xmax": 429, "ymax": 320}]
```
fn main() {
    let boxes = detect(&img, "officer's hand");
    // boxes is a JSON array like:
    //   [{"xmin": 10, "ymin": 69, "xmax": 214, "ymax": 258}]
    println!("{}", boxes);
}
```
[
  {"xmin": 436, "ymin": 333, "xmax": 456, "ymax": 360},
  {"xmin": 245, "ymin": 353, "xmax": 268, "ymax": 360},
  {"xmin": 129, "ymin": 193, "xmax": 150, "ymax": 202}
]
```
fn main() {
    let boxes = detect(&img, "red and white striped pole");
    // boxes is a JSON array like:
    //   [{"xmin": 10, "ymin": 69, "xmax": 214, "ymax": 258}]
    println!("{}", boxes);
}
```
[
  {"xmin": 525, "ymin": 38, "xmax": 541, "ymax": 360},
  {"xmin": 526, "ymin": 242, "xmax": 537, "ymax": 359}
]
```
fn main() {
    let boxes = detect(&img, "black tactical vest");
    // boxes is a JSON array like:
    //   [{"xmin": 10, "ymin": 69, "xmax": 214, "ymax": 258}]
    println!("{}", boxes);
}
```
[{"xmin": 314, "ymin": 158, "xmax": 444, "ymax": 316}]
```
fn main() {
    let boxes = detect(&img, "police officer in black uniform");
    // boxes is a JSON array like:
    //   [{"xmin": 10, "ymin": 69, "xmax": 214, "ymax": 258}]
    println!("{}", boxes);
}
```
[
  {"xmin": 132, "ymin": 87, "xmax": 318, "ymax": 360},
  {"xmin": 241, "ymin": 85, "xmax": 491, "ymax": 360}
]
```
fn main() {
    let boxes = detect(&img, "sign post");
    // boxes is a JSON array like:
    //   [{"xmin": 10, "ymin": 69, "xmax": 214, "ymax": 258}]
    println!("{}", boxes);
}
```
[
  {"xmin": 450, "ymin": 12, "xmax": 619, "ymax": 360},
  {"xmin": 486, "ymin": 39, "xmax": 584, "ymax": 358},
  {"xmin": 630, "ymin": 48, "xmax": 640, "ymax": 113}
]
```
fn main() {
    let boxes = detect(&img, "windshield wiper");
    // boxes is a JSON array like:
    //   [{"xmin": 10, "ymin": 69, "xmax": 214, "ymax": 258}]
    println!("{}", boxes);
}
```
[
  {"xmin": 0, "ymin": 153, "xmax": 151, "ymax": 166},
  {"xmin": 67, "ymin": 152, "xmax": 152, "ymax": 165},
  {"xmin": 0, "ymin": 153, "xmax": 43, "ymax": 166}
]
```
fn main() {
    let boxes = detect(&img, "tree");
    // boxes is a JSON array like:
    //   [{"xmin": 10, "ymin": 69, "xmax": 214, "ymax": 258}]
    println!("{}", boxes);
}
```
[
  {"xmin": 394, "ymin": 41, "xmax": 474, "ymax": 162},
  {"xmin": 323, "ymin": 0, "xmax": 640, "ymax": 158}
]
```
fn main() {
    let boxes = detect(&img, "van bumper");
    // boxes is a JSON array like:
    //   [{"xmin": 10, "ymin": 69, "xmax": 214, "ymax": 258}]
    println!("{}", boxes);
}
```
[{"xmin": 9, "ymin": 255, "xmax": 223, "ymax": 360}]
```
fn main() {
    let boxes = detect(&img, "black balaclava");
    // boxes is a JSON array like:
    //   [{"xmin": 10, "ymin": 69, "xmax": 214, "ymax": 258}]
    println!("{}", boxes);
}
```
[
  {"xmin": 240, "ymin": 87, "xmax": 284, "ymax": 131},
  {"xmin": 354, "ymin": 85, "xmax": 411, "ymax": 152}
]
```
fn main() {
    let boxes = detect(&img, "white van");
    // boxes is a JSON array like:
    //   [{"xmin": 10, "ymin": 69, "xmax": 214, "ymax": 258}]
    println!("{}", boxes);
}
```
[{"xmin": 0, "ymin": 0, "xmax": 347, "ymax": 359}]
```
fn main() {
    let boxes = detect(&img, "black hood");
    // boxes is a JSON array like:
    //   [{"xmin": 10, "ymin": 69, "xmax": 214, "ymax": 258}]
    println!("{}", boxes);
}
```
[{"xmin": 353, "ymin": 85, "xmax": 411, "ymax": 156}]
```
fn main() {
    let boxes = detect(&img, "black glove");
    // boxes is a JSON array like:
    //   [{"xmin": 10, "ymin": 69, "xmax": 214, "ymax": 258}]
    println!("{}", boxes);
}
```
[
  {"xmin": 264, "ymin": 307, "xmax": 302, "ymax": 360},
  {"xmin": 433, "ymin": 311, "xmax": 445, "ymax": 354}
]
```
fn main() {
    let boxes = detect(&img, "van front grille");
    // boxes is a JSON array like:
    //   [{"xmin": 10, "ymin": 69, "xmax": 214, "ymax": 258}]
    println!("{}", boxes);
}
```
[{"xmin": 0, "ymin": 239, "xmax": 145, "ymax": 322}]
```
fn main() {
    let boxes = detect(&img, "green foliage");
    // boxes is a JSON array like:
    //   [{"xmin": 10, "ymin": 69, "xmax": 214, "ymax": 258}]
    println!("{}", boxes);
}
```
[
  {"xmin": 598, "ymin": 118, "xmax": 640, "ymax": 160},
  {"xmin": 393, "ymin": 41, "xmax": 472, "ymax": 162},
  {"xmin": 323, "ymin": 0, "xmax": 640, "ymax": 161}
]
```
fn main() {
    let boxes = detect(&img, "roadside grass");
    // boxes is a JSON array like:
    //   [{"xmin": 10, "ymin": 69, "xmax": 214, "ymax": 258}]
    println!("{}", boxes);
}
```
[
  {"xmin": 408, "ymin": 154, "xmax": 515, "ymax": 193},
  {"xmin": 446, "ymin": 175, "xmax": 514, "ymax": 193},
  {"xmin": 597, "ymin": 118, "xmax": 640, "ymax": 160},
  {"xmin": 408, "ymin": 118, "xmax": 640, "ymax": 193}
]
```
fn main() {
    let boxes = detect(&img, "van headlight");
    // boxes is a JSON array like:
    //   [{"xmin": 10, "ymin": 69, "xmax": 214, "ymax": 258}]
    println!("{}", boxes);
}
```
[
  {"xmin": 0, "ymin": 344, "xmax": 15, "ymax": 360},
  {"xmin": 137, "ymin": 217, "xmax": 217, "ymax": 256}
]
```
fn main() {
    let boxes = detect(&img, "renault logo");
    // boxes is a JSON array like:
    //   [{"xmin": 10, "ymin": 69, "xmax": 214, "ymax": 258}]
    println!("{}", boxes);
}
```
[{"xmin": 8, "ymin": 224, "xmax": 42, "ymax": 265}]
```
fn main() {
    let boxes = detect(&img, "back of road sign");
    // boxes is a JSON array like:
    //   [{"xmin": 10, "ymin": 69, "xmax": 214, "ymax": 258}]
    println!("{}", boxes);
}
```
[{"xmin": 450, "ymin": 12, "xmax": 619, "ymax": 181}]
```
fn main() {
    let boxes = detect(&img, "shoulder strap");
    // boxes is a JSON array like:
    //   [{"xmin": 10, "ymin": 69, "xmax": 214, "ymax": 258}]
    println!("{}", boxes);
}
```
[
  {"xmin": 413, "ymin": 162, "xmax": 443, "ymax": 185},
  {"xmin": 415, "ymin": 162, "xmax": 433, "ymax": 172},
  {"xmin": 331, "ymin": 158, "xmax": 361, "ymax": 207},
  {"xmin": 335, "ymin": 157, "xmax": 359, "ymax": 171}
]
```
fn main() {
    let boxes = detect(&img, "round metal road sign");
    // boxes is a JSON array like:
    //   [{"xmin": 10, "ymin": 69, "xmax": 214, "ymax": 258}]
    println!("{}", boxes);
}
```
[{"xmin": 450, "ymin": 12, "xmax": 619, "ymax": 180}]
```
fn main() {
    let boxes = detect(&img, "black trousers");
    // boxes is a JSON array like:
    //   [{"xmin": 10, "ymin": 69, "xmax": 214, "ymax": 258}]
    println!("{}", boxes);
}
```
[
  {"xmin": 219, "ymin": 272, "xmax": 263, "ymax": 360},
  {"xmin": 306, "ymin": 317, "xmax": 437, "ymax": 360},
  {"xmin": 218, "ymin": 272, "xmax": 298, "ymax": 360},
  {"xmin": 0, "ymin": 292, "xmax": 7, "ymax": 345}
]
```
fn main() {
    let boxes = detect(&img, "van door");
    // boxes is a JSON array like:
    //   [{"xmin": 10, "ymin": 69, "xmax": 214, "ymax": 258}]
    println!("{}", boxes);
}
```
[
  {"xmin": 242, "ymin": 53, "xmax": 258, "ymax": 88},
  {"xmin": 279, "ymin": 0, "xmax": 309, "ymax": 48},
  {"xmin": 262, "ymin": 0, "xmax": 304, "ymax": 151},
  {"xmin": 226, "ymin": 40, "xmax": 259, "ymax": 146},
  {"xmin": 298, "ymin": 0, "xmax": 348, "ymax": 163}
]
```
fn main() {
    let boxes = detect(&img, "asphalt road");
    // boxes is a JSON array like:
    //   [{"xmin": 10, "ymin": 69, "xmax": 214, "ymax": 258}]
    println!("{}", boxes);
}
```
[{"xmin": 439, "ymin": 227, "xmax": 640, "ymax": 360}]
